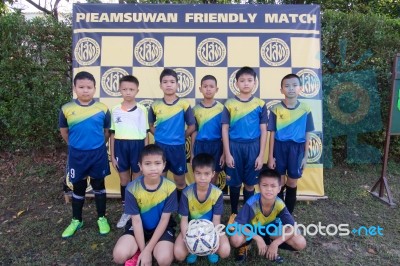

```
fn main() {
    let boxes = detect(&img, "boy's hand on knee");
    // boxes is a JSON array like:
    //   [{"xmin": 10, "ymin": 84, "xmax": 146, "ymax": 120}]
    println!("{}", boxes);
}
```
[
  {"xmin": 138, "ymin": 249, "xmax": 152, "ymax": 266},
  {"xmin": 266, "ymin": 242, "xmax": 279, "ymax": 261},
  {"xmin": 255, "ymin": 237, "xmax": 267, "ymax": 256}
]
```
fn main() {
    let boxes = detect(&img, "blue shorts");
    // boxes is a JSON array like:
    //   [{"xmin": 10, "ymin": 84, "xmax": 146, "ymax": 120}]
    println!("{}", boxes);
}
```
[
  {"xmin": 225, "ymin": 139, "xmax": 260, "ymax": 187},
  {"xmin": 274, "ymin": 140, "xmax": 305, "ymax": 179},
  {"xmin": 193, "ymin": 139, "xmax": 223, "ymax": 172},
  {"xmin": 155, "ymin": 142, "xmax": 187, "ymax": 176},
  {"xmin": 68, "ymin": 145, "xmax": 110, "ymax": 184},
  {"xmin": 124, "ymin": 219, "xmax": 176, "ymax": 243},
  {"xmin": 114, "ymin": 139, "xmax": 145, "ymax": 173}
]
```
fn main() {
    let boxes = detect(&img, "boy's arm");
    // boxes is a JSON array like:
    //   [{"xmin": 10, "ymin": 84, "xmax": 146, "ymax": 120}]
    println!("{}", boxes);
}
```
[
  {"xmin": 212, "ymin": 214, "xmax": 221, "ymax": 226},
  {"xmin": 190, "ymin": 131, "xmax": 197, "ymax": 163},
  {"xmin": 109, "ymin": 133, "xmax": 118, "ymax": 170},
  {"xmin": 268, "ymin": 131, "xmax": 276, "ymax": 169},
  {"xmin": 180, "ymin": 215, "xmax": 189, "ymax": 237},
  {"xmin": 131, "ymin": 214, "xmax": 146, "ymax": 252},
  {"xmin": 301, "ymin": 132, "xmax": 311, "ymax": 169},
  {"xmin": 184, "ymin": 105, "xmax": 196, "ymax": 138},
  {"xmin": 60, "ymin": 128, "xmax": 69, "ymax": 144},
  {"xmin": 185, "ymin": 124, "xmax": 195, "ymax": 138},
  {"xmin": 104, "ymin": 128, "xmax": 110, "ymax": 144},
  {"xmin": 255, "ymin": 123, "xmax": 267, "ymax": 170},
  {"xmin": 222, "ymin": 124, "xmax": 234, "ymax": 168}
]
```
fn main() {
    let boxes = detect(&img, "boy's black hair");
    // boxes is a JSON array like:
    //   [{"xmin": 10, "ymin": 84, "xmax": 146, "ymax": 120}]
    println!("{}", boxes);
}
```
[
  {"xmin": 139, "ymin": 144, "xmax": 166, "ymax": 163},
  {"xmin": 201, "ymin": 75, "xmax": 217, "ymax": 86},
  {"xmin": 119, "ymin": 75, "xmax": 139, "ymax": 87},
  {"xmin": 74, "ymin": 71, "xmax": 96, "ymax": 86},
  {"xmin": 192, "ymin": 153, "xmax": 215, "ymax": 172},
  {"xmin": 159, "ymin": 68, "xmax": 178, "ymax": 83},
  {"xmin": 280, "ymin": 73, "xmax": 301, "ymax": 88},
  {"xmin": 258, "ymin": 166, "xmax": 281, "ymax": 185},
  {"xmin": 235, "ymin": 66, "xmax": 256, "ymax": 80}
]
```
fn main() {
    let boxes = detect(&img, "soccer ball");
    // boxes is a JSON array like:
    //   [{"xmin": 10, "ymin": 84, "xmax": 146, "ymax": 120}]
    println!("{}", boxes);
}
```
[{"xmin": 185, "ymin": 219, "xmax": 220, "ymax": 256}]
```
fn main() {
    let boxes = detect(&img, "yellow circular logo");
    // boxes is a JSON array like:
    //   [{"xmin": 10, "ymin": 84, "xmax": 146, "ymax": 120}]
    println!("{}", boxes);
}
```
[
  {"xmin": 218, "ymin": 171, "xmax": 226, "ymax": 191},
  {"xmin": 229, "ymin": 69, "xmax": 259, "ymax": 95},
  {"xmin": 307, "ymin": 133, "xmax": 322, "ymax": 163},
  {"xmin": 174, "ymin": 68, "xmax": 194, "ymax": 97},
  {"xmin": 101, "ymin": 68, "xmax": 129, "ymax": 97},
  {"xmin": 197, "ymin": 38, "xmax": 226, "ymax": 66},
  {"xmin": 261, "ymin": 38, "xmax": 290, "ymax": 66},
  {"xmin": 139, "ymin": 99, "xmax": 154, "ymax": 110},
  {"xmin": 297, "ymin": 69, "xmax": 321, "ymax": 98},
  {"xmin": 74, "ymin": 37, "xmax": 100, "ymax": 66},
  {"xmin": 134, "ymin": 38, "xmax": 163, "ymax": 66},
  {"xmin": 185, "ymin": 138, "xmax": 191, "ymax": 160},
  {"xmin": 327, "ymin": 82, "xmax": 370, "ymax": 125}
]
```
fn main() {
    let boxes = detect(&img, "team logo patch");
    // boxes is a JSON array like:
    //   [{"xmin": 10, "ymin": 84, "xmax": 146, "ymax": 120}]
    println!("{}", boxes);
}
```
[
  {"xmin": 74, "ymin": 37, "xmax": 100, "ymax": 66},
  {"xmin": 134, "ymin": 38, "xmax": 163, "ymax": 66},
  {"xmin": 139, "ymin": 99, "xmax": 154, "ymax": 110},
  {"xmin": 297, "ymin": 69, "xmax": 321, "ymax": 98},
  {"xmin": 174, "ymin": 68, "xmax": 194, "ymax": 97},
  {"xmin": 101, "ymin": 68, "xmax": 129, "ymax": 96},
  {"xmin": 229, "ymin": 69, "xmax": 259, "ymax": 95},
  {"xmin": 197, "ymin": 38, "xmax": 226, "ymax": 66},
  {"xmin": 185, "ymin": 138, "xmax": 191, "ymax": 160},
  {"xmin": 307, "ymin": 133, "xmax": 322, "ymax": 163},
  {"xmin": 261, "ymin": 38, "xmax": 290, "ymax": 66}
]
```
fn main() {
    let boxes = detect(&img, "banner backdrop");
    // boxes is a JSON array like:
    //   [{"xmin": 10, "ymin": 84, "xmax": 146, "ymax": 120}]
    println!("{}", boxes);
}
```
[{"xmin": 72, "ymin": 4, "xmax": 324, "ymax": 198}]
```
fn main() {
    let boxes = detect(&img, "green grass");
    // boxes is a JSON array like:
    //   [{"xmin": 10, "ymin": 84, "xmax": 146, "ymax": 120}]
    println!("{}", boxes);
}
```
[{"xmin": 0, "ymin": 153, "xmax": 399, "ymax": 265}]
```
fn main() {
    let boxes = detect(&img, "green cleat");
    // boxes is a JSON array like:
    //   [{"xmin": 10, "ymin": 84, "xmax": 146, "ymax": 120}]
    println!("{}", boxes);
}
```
[
  {"xmin": 97, "ymin": 217, "xmax": 110, "ymax": 235},
  {"xmin": 62, "ymin": 219, "xmax": 83, "ymax": 238}
]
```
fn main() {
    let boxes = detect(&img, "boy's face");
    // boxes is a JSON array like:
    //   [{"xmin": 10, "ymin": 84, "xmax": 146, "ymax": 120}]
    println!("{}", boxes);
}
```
[
  {"xmin": 236, "ymin": 73, "xmax": 256, "ymax": 95},
  {"xmin": 259, "ymin": 176, "xmax": 281, "ymax": 201},
  {"xmin": 139, "ymin": 154, "xmax": 166, "ymax": 179},
  {"xmin": 160, "ymin": 75, "xmax": 178, "ymax": 96},
  {"xmin": 74, "ymin": 78, "xmax": 96, "ymax": 104},
  {"xmin": 281, "ymin": 77, "xmax": 301, "ymax": 99},
  {"xmin": 119, "ymin": 81, "xmax": 139, "ymax": 101},
  {"xmin": 200, "ymin": 79, "xmax": 218, "ymax": 100},
  {"xmin": 193, "ymin": 166, "xmax": 215, "ymax": 188}
]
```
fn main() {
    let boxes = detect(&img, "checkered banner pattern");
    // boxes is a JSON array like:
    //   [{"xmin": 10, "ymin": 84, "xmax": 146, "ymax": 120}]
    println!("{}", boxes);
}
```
[{"xmin": 72, "ymin": 4, "xmax": 324, "ymax": 198}]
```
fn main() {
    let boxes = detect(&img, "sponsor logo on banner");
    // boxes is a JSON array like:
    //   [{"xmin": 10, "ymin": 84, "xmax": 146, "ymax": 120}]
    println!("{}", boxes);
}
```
[
  {"xmin": 308, "ymin": 132, "xmax": 322, "ymax": 163},
  {"xmin": 174, "ymin": 68, "xmax": 194, "ymax": 97},
  {"xmin": 197, "ymin": 38, "xmax": 226, "ymax": 66},
  {"xmin": 74, "ymin": 37, "xmax": 100, "ymax": 66},
  {"xmin": 101, "ymin": 68, "xmax": 129, "ymax": 96},
  {"xmin": 139, "ymin": 99, "xmax": 154, "ymax": 110},
  {"xmin": 185, "ymin": 138, "xmax": 191, "ymax": 160},
  {"xmin": 297, "ymin": 69, "xmax": 320, "ymax": 98},
  {"xmin": 134, "ymin": 38, "xmax": 163, "ymax": 66},
  {"xmin": 229, "ymin": 69, "xmax": 258, "ymax": 95},
  {"xmin": 261, "ymin": 38, "xmax": 290, "ymax": 66}
]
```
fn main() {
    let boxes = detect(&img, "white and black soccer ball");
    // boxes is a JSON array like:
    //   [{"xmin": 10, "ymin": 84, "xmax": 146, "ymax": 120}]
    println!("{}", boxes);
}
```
[{"xmin": 185, "ymin": 219, "xmax": 220, "ymax": 256}]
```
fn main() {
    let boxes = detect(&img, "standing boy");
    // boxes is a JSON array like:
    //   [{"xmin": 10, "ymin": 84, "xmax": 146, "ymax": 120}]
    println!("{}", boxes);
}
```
[
  {"xmin": 174, "ymin": 153, "xmax": 230, "ymax": 264},
  {"xmin": 191, "ymin": 75, "xmax": 225, "ymax": 185},
  {"xmin": 222, "ymin": 67, "xmax": 268, "ymax": 223},
  {"xmin": 148, "ymin": 68, "xmax": 196, "ymax": 201},
  {"xmin": 110, "ymin": 75, "xmax": 149, "ymax": 229},
  {"xmin": 59, "ymin": 71, "xmax": 111, "ymax": 238},
  {"xmin": 112, "ymin": 144, "xmax": 177, "ymax": 266},
  {"xmin": 230, "ymin": 168, "xmax": 306, "ymax": 262},
  {"xmin": 267, "ymin": 73, "xmax": 314, "ymax": 214}
]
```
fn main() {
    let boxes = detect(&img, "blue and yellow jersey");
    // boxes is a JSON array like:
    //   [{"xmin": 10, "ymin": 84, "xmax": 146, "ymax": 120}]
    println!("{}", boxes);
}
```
[
  {"xmin": 178, "ymin": 183, "xmax": 223, "ymax": 221},
  {"xmin": 110, "ymin": 103, "xmax": 149, "ymax": 140},
  {"xmin": 59, "ymin": 99, "xmax": 111, "ymax": 150},
  {"xmin": 124, "ymin": 176, "xmax": 177, "ymax": 231},
  {"xmin": 268, "ymin": 101, "xmax": 314, "ymax": 143},
  {"xmin": 193, "ymin": 101, "xmax": 224, "ymax": 141},
  {"xmin": 235, "ymin": 193, "xmax": 294, "ymax": 227},
  {"xmin": 221, "ymin": 96, "xmax": 268, "ymax": 141},
  {"xmin": 148, "ymin": 98, "xmax": 195, "ymax": 145}
]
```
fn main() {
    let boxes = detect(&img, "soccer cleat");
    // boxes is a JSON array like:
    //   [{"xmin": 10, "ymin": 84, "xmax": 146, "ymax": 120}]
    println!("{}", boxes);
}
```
[
  {"xmin": 227, "ymin": 213, "xmax": 237, "ymax": 232},
  {"xmin": 274, "ymin": 256, "xmax": 284, "ymax": 264},
  {"xmin": 116, "ymin": 213, "xmax": 131, "ymax": 228},
  {"xmin": 186, "ymin": 254, "xmax": 198, "ymax": 264},
  {"xmin": 207, "ymin": 253, "xmax": 219, "ymax": 264},
  {"xmin": 235, "ymin": 243, "xmax": 249, "ymax": 262},
  {"xmin": 124, "ymin": 250, "xmax": 141, "ymax": 266},
  {"xmin": 62, "ymin": 219, "xmax": 83, "ymax": 238},
  {"xmin": 97, "ymin": 216, "xmax": 110, "ymax": 235}
]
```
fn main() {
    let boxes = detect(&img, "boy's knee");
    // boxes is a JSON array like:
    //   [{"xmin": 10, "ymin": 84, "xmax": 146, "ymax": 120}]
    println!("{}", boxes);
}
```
[
  {"xmin": 113, "ymin": 249, "xmax": 129, "ymax": 265},
  {"xmin": 155, "ymin": 252, "xmax": 174, "ymax": 266},
  {"xmin": 289, "ymin": 235, "xmax": 306, "ymax": 251},
  {"xmin": 229, "ymin": 235, "xmax": 244, "ymax": 248},
  {"xmin": 218, "ymin": 243, "xmax": 231, "ymax": 258}
]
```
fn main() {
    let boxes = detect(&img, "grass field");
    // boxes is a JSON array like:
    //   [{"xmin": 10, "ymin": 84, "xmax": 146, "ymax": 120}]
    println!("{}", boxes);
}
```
[{"xmin": 0, "ymin": 151, "xmax": 399, "ymax": 265}]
